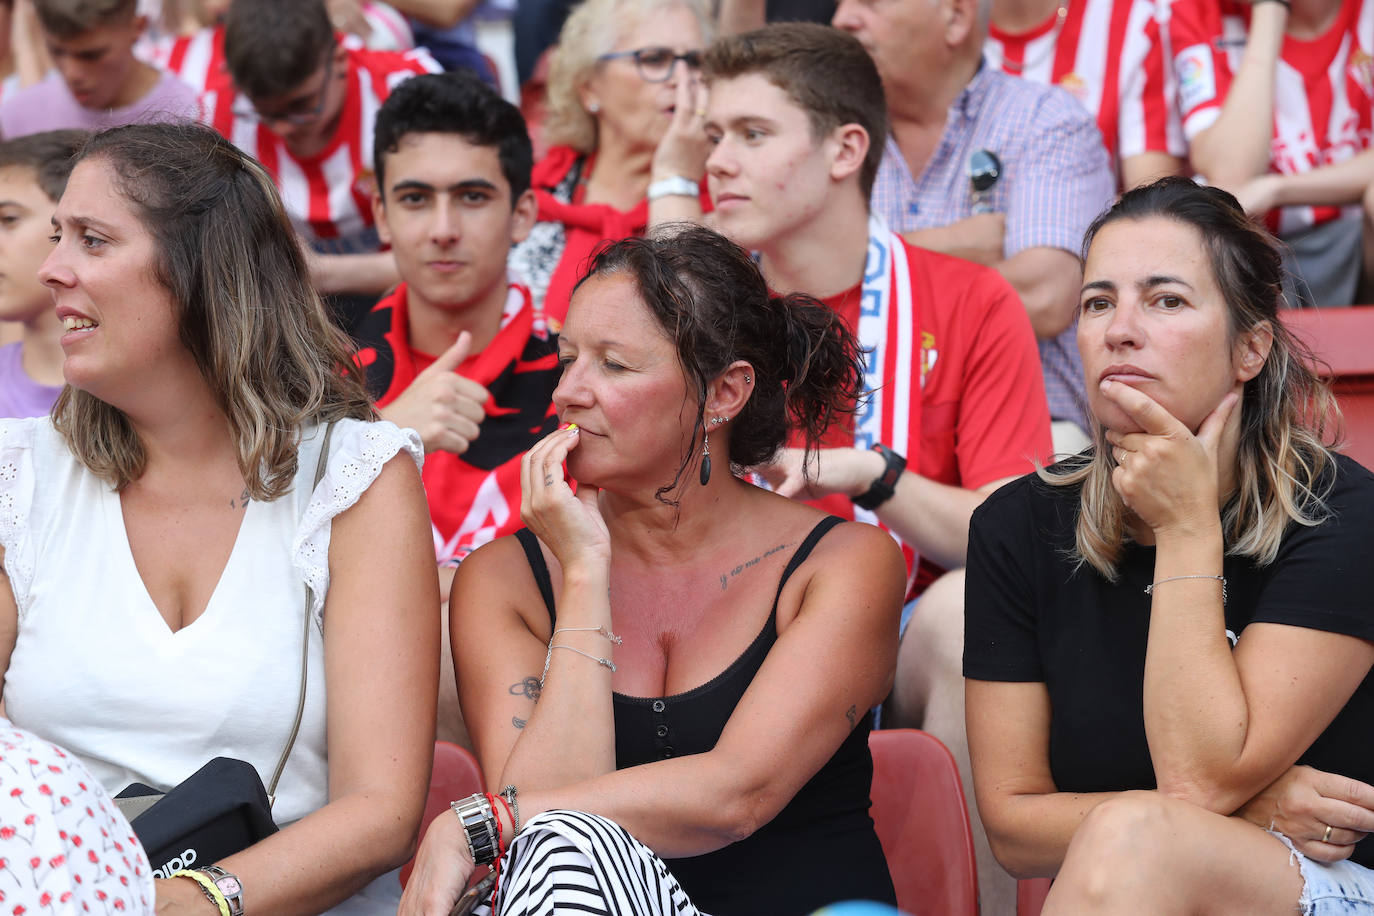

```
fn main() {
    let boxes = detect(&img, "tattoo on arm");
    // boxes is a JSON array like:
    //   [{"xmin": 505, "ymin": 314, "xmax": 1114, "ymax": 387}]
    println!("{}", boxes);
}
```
[
  {"xmin": 508, "ymin": 677, "xmax": 542, "ymax": 702},
  {"xmin": 846, "ymin": 705, "xmax": 857, "ymax": 729},
  {"xmin": 513, "ymin": 716, "xmax": 526, "ymax": 729},
  {"xmin": 719, "ymin": 542, "xmax": 788, "ymax": 590}
]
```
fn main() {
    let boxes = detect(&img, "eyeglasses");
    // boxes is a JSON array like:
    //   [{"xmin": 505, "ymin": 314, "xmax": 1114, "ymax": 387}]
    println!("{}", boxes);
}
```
[
  {"xmin": 596, "ymin": 46, "xmax": 703, "ymax": 83},
  {"xmin": 232, "ymin": 52, "xmax": 335, "ymax": 125}
]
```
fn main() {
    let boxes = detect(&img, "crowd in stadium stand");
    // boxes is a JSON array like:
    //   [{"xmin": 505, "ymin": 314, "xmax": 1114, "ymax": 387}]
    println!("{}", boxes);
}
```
[{"xmin": 2, "ymin": 1, "xmax": 1374, "ymax": 914}]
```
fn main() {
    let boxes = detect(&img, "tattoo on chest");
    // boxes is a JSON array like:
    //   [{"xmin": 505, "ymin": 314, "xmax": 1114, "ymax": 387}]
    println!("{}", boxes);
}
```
[
  {"xmin": 846, "ymin": 704, "xmax": 857, "ymax": 729},
  {"xmin": 228, "ymin": 487, "xmax": 250, "ymax": 510},
  {"xmin": 719, "ymin": 542, "xmax": 788, "ymax": 591},
  {"xmin": 509, "ymin": 677, "xmax": 541, "ymax": 702}
]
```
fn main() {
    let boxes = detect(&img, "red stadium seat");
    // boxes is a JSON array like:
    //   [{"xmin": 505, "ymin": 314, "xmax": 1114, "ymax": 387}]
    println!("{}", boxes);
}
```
[
  {"xmin": 1019, "ymin": 877, "xmax": 1052, "ymax": 916},
  {"xmin": 399, "ymin": 741, "xmax": 485, "ymax": 888},
  {"xmin": 1283, "ymin": 306, "xmax": 1374, "ymax": 469},
  {"xmin": 869, "ymin": 729, "xmax": 979, "ymax": 916}
]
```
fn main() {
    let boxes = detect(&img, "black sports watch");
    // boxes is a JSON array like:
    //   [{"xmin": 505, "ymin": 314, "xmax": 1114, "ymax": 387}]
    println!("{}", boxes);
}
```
[{"xmin": 851, "ymin": 443, "xmax": 907, "ymax": 510}]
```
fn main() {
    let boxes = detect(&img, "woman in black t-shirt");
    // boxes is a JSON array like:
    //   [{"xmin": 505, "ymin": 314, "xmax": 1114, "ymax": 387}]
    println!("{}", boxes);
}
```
[{"xmin": 964, "ymin": 177, "xmax": 1374, "ymax": 915}]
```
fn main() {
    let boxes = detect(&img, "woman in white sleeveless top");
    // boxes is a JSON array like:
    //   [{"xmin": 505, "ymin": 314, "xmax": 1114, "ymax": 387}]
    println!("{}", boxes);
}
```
[{"xmin": 0, "ymin": 122, "xmax": 439, "ymax": 915}]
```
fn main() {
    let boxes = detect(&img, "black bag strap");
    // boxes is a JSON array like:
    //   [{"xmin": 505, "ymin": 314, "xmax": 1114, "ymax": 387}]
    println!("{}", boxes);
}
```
[{"xmin": 267, "ymin": 419, "xmax": 335, "ymax": 806}]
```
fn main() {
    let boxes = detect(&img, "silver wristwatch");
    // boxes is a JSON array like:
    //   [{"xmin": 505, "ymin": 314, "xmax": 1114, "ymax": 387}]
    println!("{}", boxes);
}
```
[
  {"xmin": 451, "ymin": 793, "xmax": 500, "ymax": 865},
  {"xmin": 197, "ymin": 866, "xmax": 244, "ymax": 916}
]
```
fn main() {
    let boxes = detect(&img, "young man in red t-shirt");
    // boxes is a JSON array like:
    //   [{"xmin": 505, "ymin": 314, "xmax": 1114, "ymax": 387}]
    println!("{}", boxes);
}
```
[
  {"xmin": 700, "ymin": 23, "xmax": 1051, "ymax": 913},
  {"xmin": 355, "ymin": 69, "xmax": 555, "ymax": 743}
]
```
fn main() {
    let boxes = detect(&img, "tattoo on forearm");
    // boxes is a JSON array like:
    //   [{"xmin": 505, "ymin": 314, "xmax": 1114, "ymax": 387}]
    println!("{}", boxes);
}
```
[
  {"xmin": 719, "ymin": 542, "xmax": 788, "ymax": 590},
  {"xmin": 846, "ymin": 705, "xmax": 857, "ymax": 729},
  {"xmin": 509, "ymin": 677, "xmax": 542, "ymax": 701},
  {"xmin": 513, "ymin": 716, "xmax": 526, "ymax": 729}
]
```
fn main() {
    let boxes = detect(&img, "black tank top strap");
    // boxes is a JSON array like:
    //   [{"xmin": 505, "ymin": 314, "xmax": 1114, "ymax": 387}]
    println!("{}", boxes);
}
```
[
  {"xmin": 768, "ymin": 515, "xmax": 846, "ymax": 614},
  {"xmin": 514, "ymin": 528, "xmax": 557, "ymax": 626}
]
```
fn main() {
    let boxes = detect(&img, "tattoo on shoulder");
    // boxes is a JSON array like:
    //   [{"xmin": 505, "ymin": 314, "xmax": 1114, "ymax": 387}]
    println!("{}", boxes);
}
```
[
  {"xmin": 719, "ymin": 542, "xmax": 789, "ymax": 591},
  {"xmin": 846, "ymin": 704, "xmax": 857, "ymax": 729},
  {"xmin": 509, "ymin": 677, "xmax": 541, "ymax": 702},
  {"xmin": 513, "ymin": 716, "xmax": 526, "ymax": 729}
]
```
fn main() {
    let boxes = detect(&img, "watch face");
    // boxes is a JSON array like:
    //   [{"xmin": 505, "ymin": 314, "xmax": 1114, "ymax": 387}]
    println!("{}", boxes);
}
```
[{"xmin": 215, "ymin": 876, "xmax": 243, "ymax": 896}]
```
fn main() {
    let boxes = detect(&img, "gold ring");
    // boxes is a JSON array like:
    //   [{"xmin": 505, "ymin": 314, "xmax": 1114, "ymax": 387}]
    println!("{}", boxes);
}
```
[{"xmin": 1323, "ymin": 824, "xmax": 1333, "ymax": 843}]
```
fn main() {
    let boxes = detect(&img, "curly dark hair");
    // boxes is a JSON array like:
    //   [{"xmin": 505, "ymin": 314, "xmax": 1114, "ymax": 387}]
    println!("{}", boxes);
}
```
[{"xmin": 576, "ymin": 224, "xmax": 868, "ymax": 503}]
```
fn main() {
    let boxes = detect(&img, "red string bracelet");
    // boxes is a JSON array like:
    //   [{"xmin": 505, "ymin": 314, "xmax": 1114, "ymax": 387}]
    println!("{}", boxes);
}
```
[{"xmin": 485, "ymin": 792, "xmax": 508, "ymax": 909}]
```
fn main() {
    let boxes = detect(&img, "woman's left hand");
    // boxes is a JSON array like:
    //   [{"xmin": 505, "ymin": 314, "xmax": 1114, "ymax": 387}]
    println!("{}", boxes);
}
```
[
  {"xmin": 651, "ymin": 74, "xmax": 711, "ymax": 184},
  {"xmin": 1102, "ymin": 381, "xmax": 1239, "ymax": 537},
  {"xmin": 1237, "ymin": 765, "xmax": 1374, "ymax": 862},
  {"xmin": 397, "ymin": 811, "xmax": 478, "ymax": 916}
]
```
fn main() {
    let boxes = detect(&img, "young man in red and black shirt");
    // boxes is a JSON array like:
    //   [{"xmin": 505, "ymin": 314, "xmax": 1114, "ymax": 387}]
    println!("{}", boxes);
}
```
[
  {"xmin": 359, "ymin": 69, "xmax": 554, "ymax": 576},
  {"xmin": 358, "ymin": 70, "xmax": 555, "ymax": 745}
]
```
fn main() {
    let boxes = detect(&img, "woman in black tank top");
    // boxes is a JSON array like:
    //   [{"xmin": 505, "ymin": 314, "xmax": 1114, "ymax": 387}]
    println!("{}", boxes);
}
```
[{"xmin": 401, "ymin": 228, "xmax": 905, "ymax": 916}]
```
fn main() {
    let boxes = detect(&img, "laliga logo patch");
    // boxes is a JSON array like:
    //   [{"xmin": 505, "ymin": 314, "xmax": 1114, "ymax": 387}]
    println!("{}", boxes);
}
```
[
  {"xmin": 1349, "ymin": 49, "xmax": 1374, "ymax": 99},
  {"xmin": 1175, "ymin": 44, "xmax": 1217, "ymax": 114},
  {"xmin": 151, "ymin": 848, "xmax": 198, "ymax": 879},
  {"xmin": 1057, "ymin": 72, "xmax": 1090, "ymax": 103}
]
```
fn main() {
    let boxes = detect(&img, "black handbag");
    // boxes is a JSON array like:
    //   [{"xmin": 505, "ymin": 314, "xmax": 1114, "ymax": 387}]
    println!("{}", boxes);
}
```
[{"xmin": 114, "ymin": 422, "xmax": 335, "ymax": 875}]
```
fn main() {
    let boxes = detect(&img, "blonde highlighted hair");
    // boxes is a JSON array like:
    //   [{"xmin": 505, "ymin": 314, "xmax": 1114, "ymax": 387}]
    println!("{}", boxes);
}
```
[
  {"xmin": 544, "ymin": 0, "xmax": 712, "ymax": 154},
  {"xmin": 1042, "ymin": 177, "xmax": 1341, "ymax": 580},
  {"xmin": 52, "ymin": 122, "xmax": 373, "ymax": 501}
]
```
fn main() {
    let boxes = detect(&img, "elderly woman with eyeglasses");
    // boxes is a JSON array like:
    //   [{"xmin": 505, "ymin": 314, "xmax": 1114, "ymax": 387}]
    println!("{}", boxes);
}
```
[{"xmin": 508, "ymin": 0, "xmax": 712, "ymax": 323}]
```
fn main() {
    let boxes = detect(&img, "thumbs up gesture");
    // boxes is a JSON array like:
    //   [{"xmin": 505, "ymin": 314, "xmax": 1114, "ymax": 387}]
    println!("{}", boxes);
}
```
[{"xmin": 380, "ymin": 331, "xmax": 492, "ymax": 455}]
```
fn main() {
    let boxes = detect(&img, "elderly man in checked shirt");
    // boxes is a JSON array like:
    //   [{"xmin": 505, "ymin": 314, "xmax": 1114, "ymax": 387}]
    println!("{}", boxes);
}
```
[{"xmin": 835, "ymin": 0, "xmax": 1115, "ymax": 453}]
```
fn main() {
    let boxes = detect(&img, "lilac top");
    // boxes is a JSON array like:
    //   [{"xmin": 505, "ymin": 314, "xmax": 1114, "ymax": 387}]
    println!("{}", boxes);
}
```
[
  {"xmin": 871, "ymin": 63, "xmax": 1115, "ymax": 427},
  {"xmin": 0, "ymin": 343, "xmax": 61, "ymax": 419},
  {"xmin": 0, "ymin": 69, "xmax": 197, "ymax": 138}
]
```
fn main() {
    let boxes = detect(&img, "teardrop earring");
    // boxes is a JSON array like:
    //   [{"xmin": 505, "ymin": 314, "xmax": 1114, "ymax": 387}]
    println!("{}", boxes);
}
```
[{"xmin": 699, "ymin": 432, "xmax": 711, "ymax": 486}]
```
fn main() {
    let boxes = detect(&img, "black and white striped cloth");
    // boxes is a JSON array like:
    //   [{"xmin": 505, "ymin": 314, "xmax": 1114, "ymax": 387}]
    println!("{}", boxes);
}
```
[{"xmin": 472, "ymin": 810, "xmax": 706, "ymax": 916}]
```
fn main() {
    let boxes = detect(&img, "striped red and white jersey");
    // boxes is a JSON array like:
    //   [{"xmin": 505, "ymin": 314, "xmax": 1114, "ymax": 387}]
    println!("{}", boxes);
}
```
[
  {"xmin": 985, "ymin": 0, "xmax": 1184, "ymax": 181},
  {"xmin": 1171, "ymin": 0, "xmax": 1374, "ymax": 234},
  {"xmin": 160, "ymin": 28, "xmax": 440, "ymax": 251}
]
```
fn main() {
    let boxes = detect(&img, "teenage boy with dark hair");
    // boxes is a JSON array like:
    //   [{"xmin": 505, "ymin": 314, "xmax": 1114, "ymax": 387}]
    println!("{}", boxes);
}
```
[
  {"xmin": 165, "ymin": 0, "xmax": 439, "ymax": 305},
  {"xmin": 360, "ymin": 67, "xmax": 551, "ymax": 576},
  {"xmin": 357, "ymin": 69, "xmax": 552, "ymax": 745},
  {"xmin": 700, "ymin": 22, "xmax": 1051, "ymax": 911},
  {"xmin": 0, "ymin": 0, "xmax": 194, "ymax": 136},
  {"xmin": 0, "ymin": 129, "xmax": 85, "ymax": 418}
]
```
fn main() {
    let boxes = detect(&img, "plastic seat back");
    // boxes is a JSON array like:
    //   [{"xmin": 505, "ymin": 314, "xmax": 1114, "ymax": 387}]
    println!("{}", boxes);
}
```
[
  {"xmin": 1019, "ymin": 877, "xmax": 1052, "ymax": 915},
  {"xmin": 869, "ymin": 729, "xmax": 979, "ymax": 916},
  {"xmin": 399, "ymin": 741, "xmax": 486, "ymax": 888}
]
